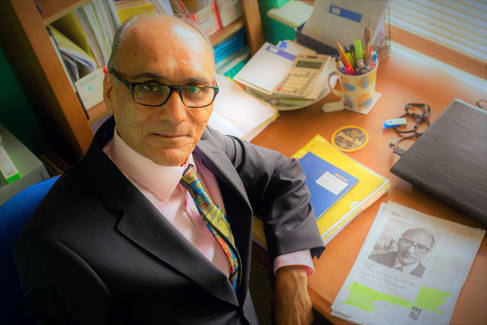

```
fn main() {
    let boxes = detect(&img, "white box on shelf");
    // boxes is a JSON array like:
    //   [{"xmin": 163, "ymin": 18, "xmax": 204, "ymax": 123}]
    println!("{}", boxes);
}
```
[
  {"xmin": 0, "ymin": 124, "xmax": 50, "ymax": 206},
  {"xmin": 217, "ymin": 0, "xmax": 242, "ymax": 27}
]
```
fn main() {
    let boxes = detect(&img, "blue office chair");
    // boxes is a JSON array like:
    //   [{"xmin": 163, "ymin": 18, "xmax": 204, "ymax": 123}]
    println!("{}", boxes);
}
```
[{"xmin": 0, "ymin": 176, "xmax": 59, "ymax": 324}]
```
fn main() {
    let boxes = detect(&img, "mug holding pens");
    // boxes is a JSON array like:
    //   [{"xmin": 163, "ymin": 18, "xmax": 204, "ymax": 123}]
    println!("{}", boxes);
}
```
[{"xmin": 327, "ymin": 29, "xmax": 381, "ymax": 114}]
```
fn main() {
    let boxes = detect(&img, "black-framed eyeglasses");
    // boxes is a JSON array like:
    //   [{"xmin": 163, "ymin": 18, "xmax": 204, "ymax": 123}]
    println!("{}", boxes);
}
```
[
  {"xmin": 398, "ymin": 238, "xmax": 430, "ymax": 253},
  {"xmin": 109, "ymin": 68, "xmax": 219, "ymax": 108}
]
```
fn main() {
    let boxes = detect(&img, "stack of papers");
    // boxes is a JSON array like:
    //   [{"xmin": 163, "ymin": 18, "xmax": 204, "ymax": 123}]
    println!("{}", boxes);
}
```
[
  {"xmin": 48, "ymin": 25, "xmax": 96, "ymax": 79},
  {"xmin": 332, "ymin": 201, "xmax": 485, "ymax": 324},
  {"xmin": 209, "ymin": 74, "xmax": 279, "ymax": 141}
]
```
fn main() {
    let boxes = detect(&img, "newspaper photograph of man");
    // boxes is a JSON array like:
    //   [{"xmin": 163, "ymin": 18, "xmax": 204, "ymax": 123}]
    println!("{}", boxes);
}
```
[{"xmin": 368, "ymin": 227, "xmax": 435, "ymax": 278}]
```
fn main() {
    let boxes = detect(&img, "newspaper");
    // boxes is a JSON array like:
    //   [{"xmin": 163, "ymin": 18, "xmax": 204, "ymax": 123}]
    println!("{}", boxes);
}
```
[{"xmin": 332, "ymin": 201, "xmax": 485, "ymax": 325}]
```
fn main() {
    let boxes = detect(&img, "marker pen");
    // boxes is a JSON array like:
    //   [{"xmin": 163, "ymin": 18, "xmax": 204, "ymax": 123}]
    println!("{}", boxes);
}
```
[
  {"xmin": 354, "ymin": 40, "xmax": 364, "ymax": 69},
  {"xmin": 336, "ymin": 42, "xmax": 354, "ymax": 74}
]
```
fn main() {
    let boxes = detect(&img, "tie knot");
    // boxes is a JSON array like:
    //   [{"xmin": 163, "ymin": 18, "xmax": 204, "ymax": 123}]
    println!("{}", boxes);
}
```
[
  {"xmin": 181, "ymin": 165, "xmax": 198, "ymax": 185},
  {"xmin": 180, "ymin": 165, "xmax": 203, "ymax": 196}
]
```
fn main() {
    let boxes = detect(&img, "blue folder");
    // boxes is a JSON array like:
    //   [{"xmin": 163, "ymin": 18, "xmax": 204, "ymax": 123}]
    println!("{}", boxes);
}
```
[{"xmin": 299, "ymin": 152, "xmax": 358, "ymax": 219}]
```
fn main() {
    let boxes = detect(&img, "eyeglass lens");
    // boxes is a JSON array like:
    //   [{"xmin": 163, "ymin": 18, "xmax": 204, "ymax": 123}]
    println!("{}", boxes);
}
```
[
  {"xmin": 133, "ymin": 83, "xmax": 215, "ymax": 107},
  {"xmin": 399, "ymin": 238, "xmax": 429, "ymax": 252}
]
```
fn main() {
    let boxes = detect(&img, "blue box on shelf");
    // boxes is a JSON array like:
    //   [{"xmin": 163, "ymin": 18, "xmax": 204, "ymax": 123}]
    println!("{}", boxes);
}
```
[{"xmin": 214, "ymin": 28, "xmax": 246, "ymax": 64}]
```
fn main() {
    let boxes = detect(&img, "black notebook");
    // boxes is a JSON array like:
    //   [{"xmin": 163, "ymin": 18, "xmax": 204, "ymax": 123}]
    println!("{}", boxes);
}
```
[{"xmin": 391, "ymin": 99, "xmax": 487, "ymax": 225}]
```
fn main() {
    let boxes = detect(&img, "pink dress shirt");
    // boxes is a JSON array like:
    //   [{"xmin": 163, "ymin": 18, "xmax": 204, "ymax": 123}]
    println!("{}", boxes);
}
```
[{"xmin": 103, "ymin": 130, "xmax": 314, "ymax": 277}]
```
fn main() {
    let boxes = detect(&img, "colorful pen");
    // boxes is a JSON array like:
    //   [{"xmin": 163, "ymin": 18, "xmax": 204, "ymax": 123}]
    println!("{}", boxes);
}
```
[
  {"xmin": 346, "ymin": 52, "xmax": 355, "ymax": 68},
  {"xmin": 336, "ymin": 59, "xmax": 345, "ymax": 73},
  {"xmin": 336, "ymin": 42, "xmax": 354, "ymax": 74},
  {"xmin": 364, "ymin": 27, "xmax": 372, "ymax": 65},
  {"xmin": 354, "ymin": 39, "xmax": 364, "ymax": 69}
]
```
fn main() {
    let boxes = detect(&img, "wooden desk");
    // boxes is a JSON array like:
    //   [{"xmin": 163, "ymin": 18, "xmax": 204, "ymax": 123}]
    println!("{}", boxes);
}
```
[{"xmin": 251, "ymin": 49, "xmax": 487, "ymax": 324}]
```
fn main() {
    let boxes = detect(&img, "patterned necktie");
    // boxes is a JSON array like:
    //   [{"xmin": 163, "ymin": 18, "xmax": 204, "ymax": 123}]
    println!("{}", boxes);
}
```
[{"xmin": 180, "ymin": 165, "xmax": 240, "ymax": 291}]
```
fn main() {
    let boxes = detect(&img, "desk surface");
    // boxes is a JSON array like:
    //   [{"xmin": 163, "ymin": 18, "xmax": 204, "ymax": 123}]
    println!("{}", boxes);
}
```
[{"xmin": 251, "ymin": 49, "xmax": 487, "ymax": 324}]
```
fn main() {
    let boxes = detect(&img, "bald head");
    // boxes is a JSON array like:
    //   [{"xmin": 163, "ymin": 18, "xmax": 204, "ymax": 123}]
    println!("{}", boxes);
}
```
[
  {"xmin": 401, "ymin": 228, "xmax": 435, "ymax": 249},
  {"xmin": 108, "ymin": 15, "xmax": 214, "ymax": 71}
]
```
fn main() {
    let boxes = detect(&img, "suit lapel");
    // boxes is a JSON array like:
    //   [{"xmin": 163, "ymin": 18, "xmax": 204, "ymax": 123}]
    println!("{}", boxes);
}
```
[{"xmin": 195, "ymin": 141, "xmax": 254, "ymax": 303}]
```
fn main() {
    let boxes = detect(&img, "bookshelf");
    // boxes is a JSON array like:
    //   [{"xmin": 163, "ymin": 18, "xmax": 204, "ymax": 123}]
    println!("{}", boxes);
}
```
[
  {"xmin": 40, "ymin": 0, "xmax": 91, "ymax": 25},
  {"xmin": 0, "ymin": 0, "xmax": 263, "ymax": 164}
]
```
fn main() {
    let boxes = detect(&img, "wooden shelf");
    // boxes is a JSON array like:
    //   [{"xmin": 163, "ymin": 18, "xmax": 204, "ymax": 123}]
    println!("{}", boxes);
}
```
[
  {"xmin": 210, "ymin": 17, "xmax": 245, "ymax": 46},
  {"xmin": 37, "ymin": 0, "xmax": 90, "ymax": 25}
]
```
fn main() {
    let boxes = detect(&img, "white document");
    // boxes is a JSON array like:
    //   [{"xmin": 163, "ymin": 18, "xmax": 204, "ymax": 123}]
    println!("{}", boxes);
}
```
[
  {"xmin": 303, "ymin": 0, "xmax": 388, "ymax": 48},
  {"xmin": 331, "ymin": 201, "xmax": 485, "ymax": 325},
  {"xmin": 234, "ymin": 42, "xmax": 295, "ymax": 95},
  {"xmin": 210, "ymin": 74, "xmax": 278, "ymax": 140},
  {"xmin": 75, "ymin": 68, "xmax": 104, "ymax": 110}
]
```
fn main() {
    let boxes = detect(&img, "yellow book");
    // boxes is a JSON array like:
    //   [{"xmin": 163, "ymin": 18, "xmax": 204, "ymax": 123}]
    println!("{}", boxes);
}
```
[
  {"xmin": 253, "ymin": 135, "xmax": 390, "ymax": 248},
  {"xmin": 116, "ymin": 1, "xmax": 156, "ymax": 23},
  {"xmin": 51, "ymin": 12, "xmax": 93, "ymax": 59},
  {"xmin": 48, "ymin": 25, "xmax": 96, "ymax": 71}
]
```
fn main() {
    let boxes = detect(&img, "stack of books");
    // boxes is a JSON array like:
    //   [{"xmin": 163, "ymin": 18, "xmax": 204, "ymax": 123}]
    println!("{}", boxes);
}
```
[
  {"xmin": 214, "ymin": 29, "xmax": 250, "ymax": 78},
  {"xmin": 171, "ymin": 0, "xmax": 243, "ymax": 36},
  {"xmin": 253, "ymin": 134, "xmax": 390, "ymax": 248}
]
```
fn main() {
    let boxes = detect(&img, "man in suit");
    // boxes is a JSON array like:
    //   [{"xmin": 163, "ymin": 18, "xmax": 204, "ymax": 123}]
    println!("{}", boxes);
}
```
[
  {"xmin": 14, "ymin": 15, "xmax": 324, "ymax": 325},
  {"xmin": 369, "ymin": 228, "xmax": 435, "ymax": 278}
]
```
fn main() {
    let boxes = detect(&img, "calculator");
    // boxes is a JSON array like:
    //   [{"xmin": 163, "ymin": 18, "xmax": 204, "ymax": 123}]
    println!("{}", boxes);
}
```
[{"xmin": 274, "ymin": 54, "xmax": 329, "ymax": 98}]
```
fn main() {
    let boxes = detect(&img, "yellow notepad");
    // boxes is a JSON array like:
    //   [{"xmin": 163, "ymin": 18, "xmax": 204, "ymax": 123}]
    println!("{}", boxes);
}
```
[{"xmin": 253, "ymin": 135, "xmax": 390, "ymax": 248}]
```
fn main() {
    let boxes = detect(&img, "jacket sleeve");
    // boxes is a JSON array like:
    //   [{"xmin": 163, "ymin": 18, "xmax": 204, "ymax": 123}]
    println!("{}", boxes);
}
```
[
  {"xmin": 14, "ymin": 233, "xmax": 115, "ymax": 325},
  {"xmin": 204, "ymin": 127, "xmax": 324, "ymax": 260}
]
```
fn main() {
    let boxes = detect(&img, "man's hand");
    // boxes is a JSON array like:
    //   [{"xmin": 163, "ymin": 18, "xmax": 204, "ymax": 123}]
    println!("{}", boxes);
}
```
[{"xmin": 273, "ymin": 266, "xmax": 313, "ymax": 325}]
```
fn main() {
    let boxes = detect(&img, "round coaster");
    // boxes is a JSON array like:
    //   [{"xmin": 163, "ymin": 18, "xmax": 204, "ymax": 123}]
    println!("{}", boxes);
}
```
[{"xmin": 331, "ymin": 125, "xmax": 369, "ymax": 152}]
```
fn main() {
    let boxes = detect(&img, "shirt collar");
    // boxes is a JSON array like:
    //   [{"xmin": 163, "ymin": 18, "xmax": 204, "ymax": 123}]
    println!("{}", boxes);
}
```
[
  {"xmin": 393, "ymin": 258, "xmax": 420, "ymax": 274},
  {"xmin": 108, "ymin": 129, "xmax": 194, "ymax": 201}
]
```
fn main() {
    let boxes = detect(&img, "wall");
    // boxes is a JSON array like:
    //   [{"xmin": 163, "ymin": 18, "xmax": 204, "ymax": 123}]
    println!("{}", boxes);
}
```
[{"xmin": 0, "ymin": 45, "xmax": 48, "ymax": 155}]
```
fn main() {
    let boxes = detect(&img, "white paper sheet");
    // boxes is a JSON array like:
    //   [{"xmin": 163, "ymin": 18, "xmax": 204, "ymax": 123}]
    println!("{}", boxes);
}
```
[{"xmin": 210, "ymin": 74, "xmax": 278, "ymax": 140}]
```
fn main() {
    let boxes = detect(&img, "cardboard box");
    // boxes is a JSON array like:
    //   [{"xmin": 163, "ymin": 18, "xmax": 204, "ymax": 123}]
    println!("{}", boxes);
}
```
[{"xmin": 216, "ymin": 0, "xmax": 242, "ymax": 28}]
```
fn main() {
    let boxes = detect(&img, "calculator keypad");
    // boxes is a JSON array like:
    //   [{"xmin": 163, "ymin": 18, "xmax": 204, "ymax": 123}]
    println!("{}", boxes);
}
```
[{"xmin": 276, "ymin": 71, "xmax": 318, "ymax": 97}]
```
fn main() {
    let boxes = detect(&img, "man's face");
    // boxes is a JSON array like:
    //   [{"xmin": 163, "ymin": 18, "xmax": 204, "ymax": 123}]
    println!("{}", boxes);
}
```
[
  {"xmin": 104, "ymin": 17, "xmax": 215, "ymax": 166},
  {"xmin": 397, "ymin": 230, "xmax": 433, "ymax": 266}
]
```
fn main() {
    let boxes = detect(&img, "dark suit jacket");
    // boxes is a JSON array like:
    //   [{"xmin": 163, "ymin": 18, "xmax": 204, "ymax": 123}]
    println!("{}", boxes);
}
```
[
  {"xmin": 14, "ymin": 117, "xmax": 324, "ymax": 325},
  {"xmin": 369, "ymin": 251, "xmax": 426, "ymax": 278}
]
